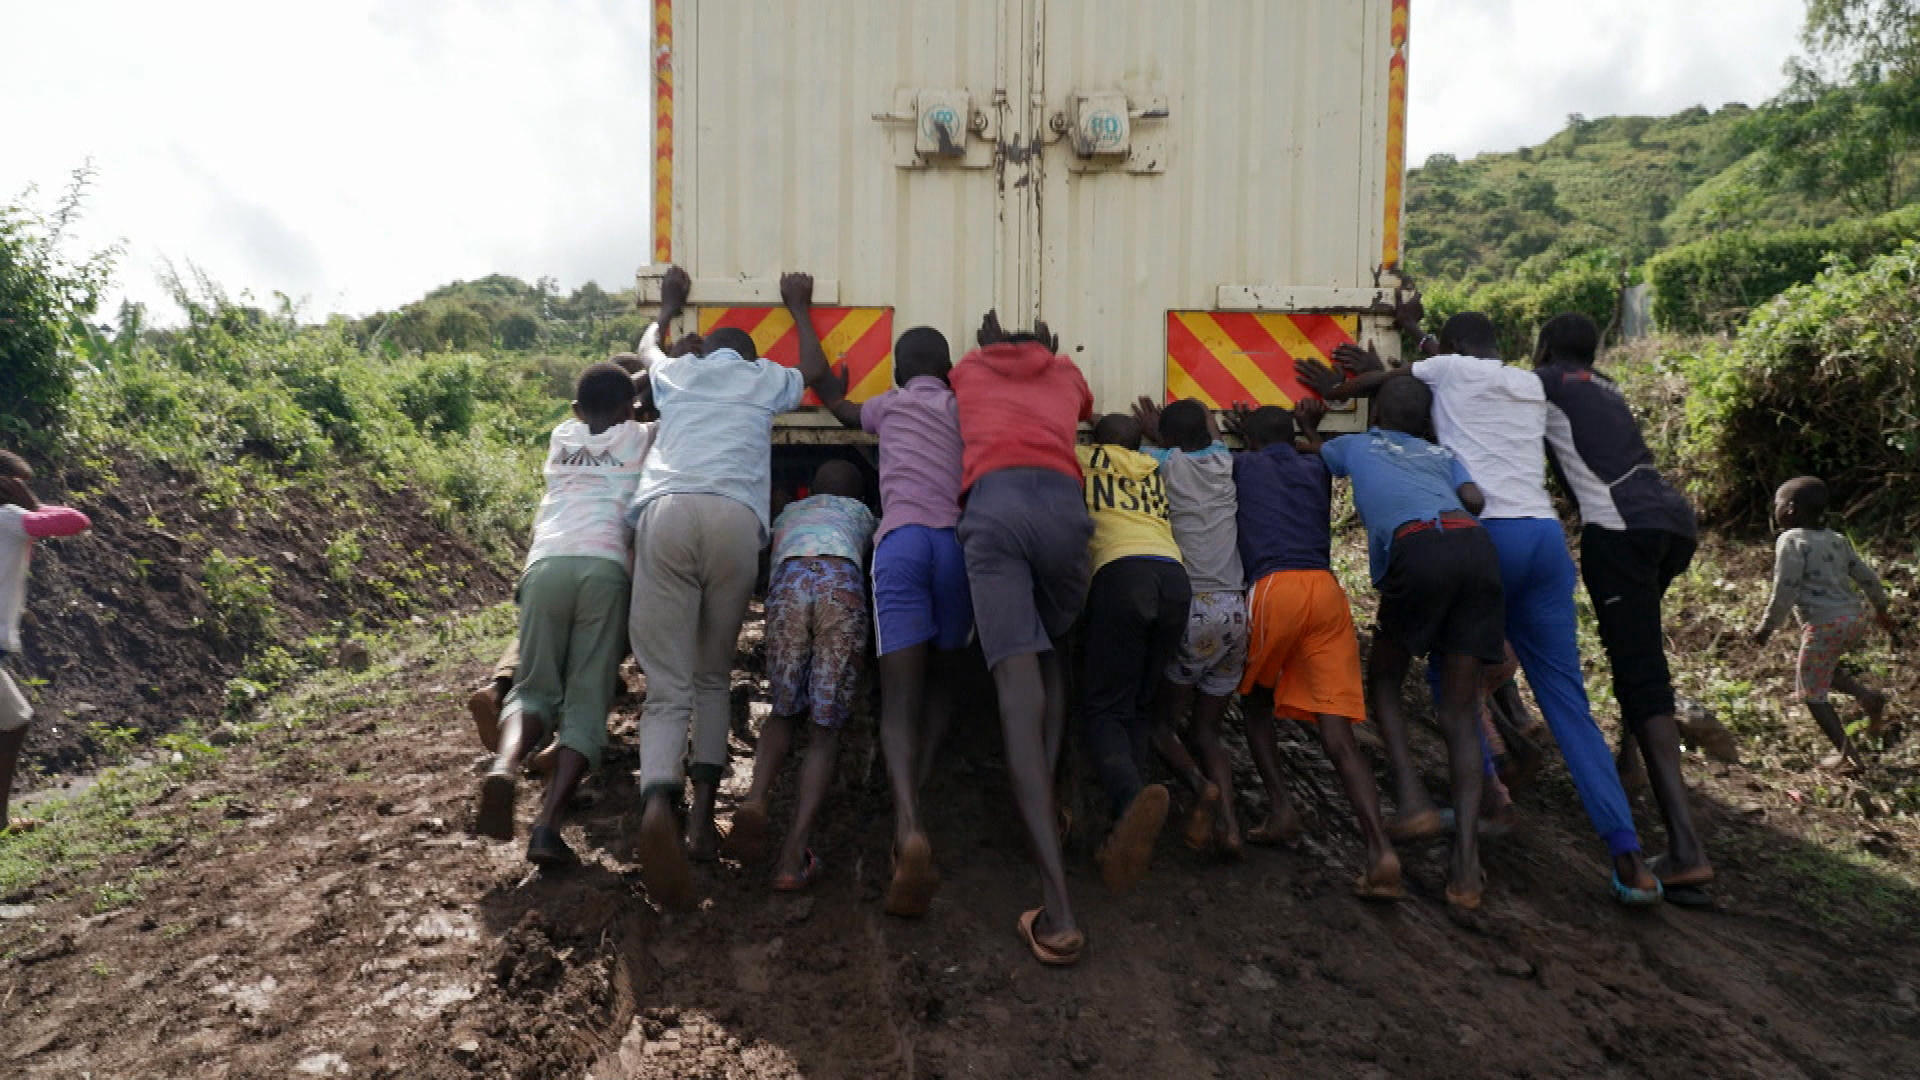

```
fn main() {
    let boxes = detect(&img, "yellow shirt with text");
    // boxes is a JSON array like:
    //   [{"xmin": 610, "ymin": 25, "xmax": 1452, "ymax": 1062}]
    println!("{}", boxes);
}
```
[{"xmin": 1077, "ymin": 444, "xmax": 1183, "ymax": 572}]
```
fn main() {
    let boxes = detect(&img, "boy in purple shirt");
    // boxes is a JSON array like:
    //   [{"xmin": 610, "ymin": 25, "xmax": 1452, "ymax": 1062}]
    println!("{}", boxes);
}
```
[{"xmin": 816, "ymin": 325, "xmax": 972, "ymax": 917}]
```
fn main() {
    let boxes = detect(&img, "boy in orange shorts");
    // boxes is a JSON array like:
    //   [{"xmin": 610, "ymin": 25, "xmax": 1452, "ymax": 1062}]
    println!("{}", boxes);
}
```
[{"xmin": 1229, "ymin": 402, "xmax": 1401, "ymax": 899}]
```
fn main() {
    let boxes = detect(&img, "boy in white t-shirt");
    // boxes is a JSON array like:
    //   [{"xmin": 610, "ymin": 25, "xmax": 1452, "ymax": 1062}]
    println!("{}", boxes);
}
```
[
  {"xmin": 0, "ymin": 450, "xmax": 93, "ymax": 833},
  {"xmin": 474, "ymin": 365, "xmax": 653, "ymax": 868}
]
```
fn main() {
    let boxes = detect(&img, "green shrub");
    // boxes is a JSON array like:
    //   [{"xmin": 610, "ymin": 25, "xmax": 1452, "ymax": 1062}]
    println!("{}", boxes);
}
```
[
  {"xmin": 0, "ymin": 177, "xmax": 115, "ymax": 452},
  {"xmin": 1647, "ymin": 204, "xmax": 1920, "ymax": 333},
  {"xmin": 1671, "ymin": 243, "xmax": 1920, "ymax": 537},
  {"xmin": 200, "ymin": 550, "xmax": 280, "ymax": 646},
  {"xmin": 1421, "ymin": 256, "xmax": 1625, "ymax": 361}
]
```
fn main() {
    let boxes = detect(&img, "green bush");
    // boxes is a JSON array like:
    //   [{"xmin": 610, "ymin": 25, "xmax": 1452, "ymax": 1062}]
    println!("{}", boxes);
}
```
[
  {"xmin": 201, "ymin": 550, "xmax": 279, "ymax": 646},
  {"xmin": 1421, "ymin": 256, "xmax": 1624, "ymax": 361},
  {"xmin": 1647, "ymin": 204, "xmax": 1920, "ymax": 333},
  {"xmin": 1670, "ymin": 243, "xmax": 1920, "ymax": 537},
  {"xmin": 0, "ymin": 178, "xmax": 114, "ymax": 451}
]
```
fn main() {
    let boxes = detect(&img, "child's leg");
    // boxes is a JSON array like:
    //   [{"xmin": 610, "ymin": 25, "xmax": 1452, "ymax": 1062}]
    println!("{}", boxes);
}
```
[
  {"xmin": 1081, "ymin": 560, "xmax": 1157, "ymax": 817},
  {"xmin": 470, "ymin": 637, "xmax": 520, "ymax": 753},
  {"xmin": 1242, "ymin": 691, "xmax": 1303, "ymax": 845},
  {"xmin": 1831, "ymin": 667, "xmax": 1890, "ymax": 732},
  {"xmin": 525, "ymin": 561, "xmax": 628, "ymax": 864},
  {"xmin": 0, "ymin": 668, "xmax": 32, "ymax": 828},
  {"xmin": 1434, "ymin": 651, "xmax": 1487, "ymax": 904},
  {"xmin": 478, "ymin": 561, "xmax": 570, "ymax": 841},
  {"xmin": 684, "ymin": 498, "xmax": 764, "ymax": 858},
  {"xmin": 1798, "ymin": 618, "xmax": 1867, "ymax": 766},
  {"xmin": 1487, "ymin": 518, "xmax": 1654, "ymax": 891},
  {"xmin": 1365, "ymin": 636, "xmax": 1437, "ymax": 833},
  {"xmin": 772, "ymin": 562, "xmax": 865, "ymax": 885},
  {"xmin": 879, "ymin": 643, "xmax": 931, "ymax": 847},
  {"xmin": 1189, "ymin": 691, "xmax": 1238, "ymax": 851},
  {"xmin": 1316, "ymin": 713, "xmax": 1401, "ymax": 895},
  {"xmin": 731, "ymin": 563, "xmax": 811, "ymax": 861},
  {"xmin": 1149, "ymin": 678, "xmax": 1207, "ymax": 795}
]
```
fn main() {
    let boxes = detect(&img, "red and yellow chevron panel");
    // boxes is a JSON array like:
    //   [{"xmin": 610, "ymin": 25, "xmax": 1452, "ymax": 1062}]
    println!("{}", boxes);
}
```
[
  {"xmin": 697, "ymin": 306, "xmax": 895, "ymax": 405},
  {"xmin": 652, "ymin": 0, "xmax": 673, "ymax": 263},
  {"xmin": 1382, "ymin": 0, "xmax": 1410, "ymax": 269},
  {"xmin": 1165, "ymin": 311, "xmax": 1359, "ymax": 409}
]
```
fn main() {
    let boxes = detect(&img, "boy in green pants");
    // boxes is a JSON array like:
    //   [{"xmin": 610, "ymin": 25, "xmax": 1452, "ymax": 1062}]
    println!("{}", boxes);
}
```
[{"xmin": 475, "ymin": 363, "xmax": 653, "ymax": 867}]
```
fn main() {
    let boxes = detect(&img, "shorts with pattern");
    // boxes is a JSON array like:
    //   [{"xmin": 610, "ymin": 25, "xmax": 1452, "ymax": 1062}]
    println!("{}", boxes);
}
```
[
  {"xmin": 766, "ymin": 556, "xmax": 870, "ymax": 728},
  {"xmin": 1164, "ymin": 589, "xmax": 1249, "ymax": 697},
  {"xmin": 1797, "ymin": 614, "xmax": 1868, "ymax": 703}
]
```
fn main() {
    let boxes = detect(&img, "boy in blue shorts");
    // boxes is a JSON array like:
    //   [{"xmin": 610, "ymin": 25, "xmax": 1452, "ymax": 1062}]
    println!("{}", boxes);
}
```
[
  {"xmin": 1319, "ymin": 378, "xmax": 1502, "ymax": 907},
  {"xmin": 725, "ymin": 461, "xmax": 877, "ymax": 891},
  {"xmin": 816, "ymin": 326, "xmax": 973, "ymax": 917}
]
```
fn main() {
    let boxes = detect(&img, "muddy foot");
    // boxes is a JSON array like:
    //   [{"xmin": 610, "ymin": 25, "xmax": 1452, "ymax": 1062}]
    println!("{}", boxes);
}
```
[
  {"xmin": 1246, "ymin": 811, "xmax": 1303, "ymax": 849},
  {"xmin": 1352, "ymin": 850, "xmax": 1406, "ymax": 901},
  {"xmin": 1386, "ymin": 808, "xmax": 1445, "ymax": 843},
  {"xmin": 469, "ymin": 687, "xmax": 501, "ymax": 754},
  {"xmin": 637, "ymin": 804, "xmax": 695, "ymax": 910},
  {"xmin": 475, "ymin": 772, "xmax": 515, "ymax": 841},
  {"xmin": 1183, "ymin": 783, "xmax": 1220, "ymax": 852},
  {"xmin": 722, "ymin": 801, "xmax": 770, "ymax": 863},
  {"xmin": 885, "ymin": 832, "xmax": 940, "ymax": 917},
  {"xmin": 1098, "ymin": 784, "xmax": 1169, "ymax": 893}
]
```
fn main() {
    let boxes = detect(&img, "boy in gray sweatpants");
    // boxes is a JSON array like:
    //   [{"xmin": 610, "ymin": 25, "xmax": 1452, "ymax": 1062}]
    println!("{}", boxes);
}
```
[{"xmin": 625, "ymin": 267, "xmax": 832, "ymax": 909}]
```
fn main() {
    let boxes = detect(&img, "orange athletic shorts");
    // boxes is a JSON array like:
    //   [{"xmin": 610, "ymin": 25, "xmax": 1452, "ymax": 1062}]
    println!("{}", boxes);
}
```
[{"xmin": 1238, "ymin": 569, "xmax": 1366, "ymax": 723}]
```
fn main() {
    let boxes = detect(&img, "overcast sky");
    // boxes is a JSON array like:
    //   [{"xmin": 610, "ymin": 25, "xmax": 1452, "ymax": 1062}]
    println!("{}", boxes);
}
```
[{"xmin": 2, "ymin": 0, "xmax": 1805, "ymax": 321}]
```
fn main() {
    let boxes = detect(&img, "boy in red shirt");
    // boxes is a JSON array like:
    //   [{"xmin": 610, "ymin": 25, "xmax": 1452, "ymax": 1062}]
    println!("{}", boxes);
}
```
[{"xmin": 950, "ymin": 313, "xmax": 1094, "ymax": 965}]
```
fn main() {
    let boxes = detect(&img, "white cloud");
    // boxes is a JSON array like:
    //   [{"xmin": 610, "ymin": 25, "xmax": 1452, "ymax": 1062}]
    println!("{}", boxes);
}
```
[
  {"xmin": 1408, "ymin": 0, "xmax": 1805, "ymax": 164},
  {"xmin": 1, "ymin": 1, "xmax": 1807, "ymax": 320}
]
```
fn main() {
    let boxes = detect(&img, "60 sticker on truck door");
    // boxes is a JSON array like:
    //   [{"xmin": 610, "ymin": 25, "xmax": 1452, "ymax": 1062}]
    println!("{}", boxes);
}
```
[
  {"xmin": 697, "ymin": 307, "xmax": 895, "ymax": 405},
  {"xmin": 1165, "ymin": 312, "xmax": 1361, "ymax": 409}
]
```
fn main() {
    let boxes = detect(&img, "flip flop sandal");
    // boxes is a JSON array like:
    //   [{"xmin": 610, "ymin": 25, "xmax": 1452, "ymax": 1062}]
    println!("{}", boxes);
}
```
[
  {"xmin": 1017, "ymin": 907, "xmax": 1085, "ymax": 967},
  {"xmin": 1662, "ymin": 883, "xmax": 1713, "ymax": 909},
  {"xmin": 723, "ymin": 803, "xmax": 772, "ymax": 863},
  {"xmin": 1433, "ymin": 807, "xmax": 1516, "ymax": 839},
  {"xmin": 1352, "ymin": 871, "xmax": 1408, "ymax": 902},
  {"xmin": 1647, "ymin": 854, "xmax": 1716, "ymax": 890},
  {"xmin": 1246, "ymin": 815, "xmax": 1303, "ymax": 849},
  {"xmin": 526, "ymin": 824, "xmax": 579, "ymax": 868},
  {"xmin": 884, "ymin": 834, "xmax": 940, "ymax": 917},
  {"xmin": 1386, "ymin": 808, "xmax": 1446, "ymax": 843},
  {"xmin": 475, "ymin": 773, "xmax": 516, "ymax": 841},
  {"xmin": 773, "ymin": 849, "xmax": 822, "ymax": 893},
  {"xmin": 1445, "ymin": 881, "xmax": 1485, "ymax": 911},
  {"xmin": 1611, "ymin": 872, "xmax": 1665, "ymax": 907}
]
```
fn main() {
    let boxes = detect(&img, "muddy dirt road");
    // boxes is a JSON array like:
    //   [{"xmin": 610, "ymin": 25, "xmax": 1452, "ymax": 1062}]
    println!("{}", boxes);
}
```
[{"xmin": 2, "ymin": 610, "xmax": 1917, "ymax": 1079}]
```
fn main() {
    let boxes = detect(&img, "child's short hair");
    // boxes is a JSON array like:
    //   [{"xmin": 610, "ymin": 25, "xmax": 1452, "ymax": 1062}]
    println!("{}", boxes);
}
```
[
  {"xmin": 1158, "ymin": 399, "xmax": 1211, "ymax": 452},
  {"xmin": 1777, "ymin": 476, "xmax": 1829, "ymax": 520},
  {"xmin": 811, "ymin": 459, "xmax": 865, "ymax": 499},
  {"xmin": 575, "ymin": 363, "xmax": 638, "ymax": 421},
  {"xmin": 895, "ymin": 326, "xmax": 952, "ymax": 384},
  {"xmin": 1375, "ymin": 377, "xmax": 1435, "ymax": 434},
  {"xmin": 1241, "ymin": 406, "xmax": 1295, "ymax": 448},
  {"xmin": 1536, "ymin": 312, "xmax": 1599, "ymax": 366},
  {"xmin": 0, "ymin": 450, "xmax": 31, "ymax": 481},
  {"xmin": 1091, "ymin": 413, "xmax": 1142, "ymax": 450},
  {"xmin": 1439, "ymin": 311, "xmax": 1499, "ymax": 356},
  {"xmin": 706, "ymin": 327, "xmax": 759, "ymax": 362}
]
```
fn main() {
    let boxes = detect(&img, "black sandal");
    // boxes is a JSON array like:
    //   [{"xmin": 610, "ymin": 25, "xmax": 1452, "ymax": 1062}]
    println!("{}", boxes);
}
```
[{"xmin": 527, "ymin": 824, "xmax": 579, "ymax": 868}]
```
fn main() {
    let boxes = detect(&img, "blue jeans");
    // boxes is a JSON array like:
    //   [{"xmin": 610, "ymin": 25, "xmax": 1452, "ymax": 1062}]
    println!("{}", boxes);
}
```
[{"xmin": 1483, "ymin": 517, "xmax": 1640, "ymax": 858}]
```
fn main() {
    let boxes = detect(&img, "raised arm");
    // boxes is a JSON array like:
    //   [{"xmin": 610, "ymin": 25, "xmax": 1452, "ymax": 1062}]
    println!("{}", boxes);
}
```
[
  {"xmin": 637, "ymin": 265, "xmax": 693, "ymax": 371},
  {"xmin": 1845, "ymin": 544, "xmax": 1900, "ymax": 644},
  {"xmin": 1455, "ymin": 482, "xmax": 1486, "ymax": 517},
  {"xmin": 23, "ymin": 505, "xmax": 90, "ymax": 539},
  {"xmin": 1294, "ymin": 357, "xmax": 1406, "ymax": 401},
  {"xmin": 782, "ymin": 272, "xmax": 834, "ymax": 391},
  {"xmin": 1292, "ymin": 398, "xmax": 1327, "ymax": 454}
]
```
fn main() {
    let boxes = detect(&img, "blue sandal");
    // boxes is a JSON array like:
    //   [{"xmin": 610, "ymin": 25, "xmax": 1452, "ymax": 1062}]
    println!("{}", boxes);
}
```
[{"xmin": 1612, "ymin": 872, "xmax": 1665, "ymax": 906}]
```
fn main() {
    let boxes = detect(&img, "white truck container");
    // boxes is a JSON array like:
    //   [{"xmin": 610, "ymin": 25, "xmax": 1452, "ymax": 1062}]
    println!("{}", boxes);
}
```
[{"xmin": 639, "ymin": 0, "xmax": 1413, "ymax": 437}]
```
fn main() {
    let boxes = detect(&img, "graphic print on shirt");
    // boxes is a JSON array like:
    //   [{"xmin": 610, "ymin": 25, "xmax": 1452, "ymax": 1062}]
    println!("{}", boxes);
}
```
[
  {"xmin": 1083, "ymin": 446, "xmax": 1171, "ymax": 519},
  {"xmin": 555, "ymin": 444, "xmax": 629, "ymax": 469}
]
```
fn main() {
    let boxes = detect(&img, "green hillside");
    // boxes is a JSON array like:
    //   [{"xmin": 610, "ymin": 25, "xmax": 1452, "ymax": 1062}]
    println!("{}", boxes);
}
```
[{"xmin": 1404, "ymin": 106, "xmax": 1859, "ymax": 286}]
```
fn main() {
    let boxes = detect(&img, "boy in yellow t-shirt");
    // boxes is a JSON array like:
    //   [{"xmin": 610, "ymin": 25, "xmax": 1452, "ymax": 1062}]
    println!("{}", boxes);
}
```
[{"xmin": 1076, "ymin": 414, "xmax": 1193, "ymax": 893}]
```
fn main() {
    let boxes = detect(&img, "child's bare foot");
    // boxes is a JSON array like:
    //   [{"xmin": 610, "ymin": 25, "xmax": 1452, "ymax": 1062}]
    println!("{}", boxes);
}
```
[
  {"xmin": 636, "ymin": 799, "xmax": 695, "ymax": 910},
  {"xmin": 469, "ymin": 688, "xmax": 502, "ymax": 753},
  {"xmin": 1215, "ymin": 816, "xmax": 1245, "ymax": 860},
  {"xmin": 1246, "ymin": 807, "xmax": 1304, "ymax": 848},
  {"xmin": 1352, "ymin": 849, "xmax": 1405, "ymax": 901},
  {"xmin": 1649, "ymin": 852, "xmax": 1714, "ymax": 889},
  {"xmin": 1819, "ymin": 751, "xmax": 1863, "ymax": 774},
  {"xmin": 722, "ymin": 800, "xmax": 771, "ymax": 862},
  {"xmin": 1098, "ymin": 784, "xmax": 1170, "ymax": 893},
  {"xmin": 1386, "ymin": 807, "xmax": 1445, "ymax": 843},
  {"xmin": 885, "ymin": 831, "xmax": 940, "ymax": 917},
  {"xmin": 1182, "ymin": 783, "xmax": 1221, "ymax": 852},
  {"xmin": 1863, "ymin": 689, "xmax": 1892, "ymax": 736},
  {"xmin": 475, "ymin": 771, "xmax": 516, "ymax": 841},
  {"xmin": 1445, "ymin": 868, "xmax": 1485, "ymax": 910},
  {"xmin": 686, "ymin": 812, "xmax": 721, "ymax": 863}
]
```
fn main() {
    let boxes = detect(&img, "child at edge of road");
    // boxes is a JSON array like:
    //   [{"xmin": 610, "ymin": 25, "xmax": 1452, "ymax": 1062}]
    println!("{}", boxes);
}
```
[
  {"xmin": 725, "ymin": 461, "xmax": 878, "ymax": 891},
  {"xmin": 1317, "ymin": 379, "xmax": 1504, "ymax": 908},
  {"xmin": 1131, "ymin": 397, "xmax": 1250, "ymax": 857},
  {"xmin": 950, "ymin": 311, "xmax": 1094, "ymax": 966},
  {"xmin": 1076, "ymin": 413, "xmax": 1193, "ymax": 895},
  {"xmin": 474, "ymin": 364, "xmax": 651, "ymax": 867},
  {"xmin": 1753, "ymin": 476, "xmax": 1902, "ymax": 770},
  {"xmin": 1226, "ymin": 401, "xmax": 1402, "ymax": 901},
  {"xmin": 813, "ymin": 324, "xmax": 973, "ymax": 919},
  {"xmin": 0, "ymin": 450, "xmax": 94, "ymax": 834}
]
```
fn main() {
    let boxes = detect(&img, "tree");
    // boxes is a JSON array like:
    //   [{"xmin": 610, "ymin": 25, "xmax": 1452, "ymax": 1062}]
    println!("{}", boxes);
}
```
[
  {"xmin": 434, "ymin": 309, "xmax": 492, "ymax": 350},
  {"xmin": 496, "ymin": 313, "xmax": 539, "ymax": 349},
  {"xmin": 0, "ymin": 169, "xmax": 115, "ymax": 452},
  {"xmin": 1742, "ymin": 0, "xmax": 1920, "ymax": 211}
]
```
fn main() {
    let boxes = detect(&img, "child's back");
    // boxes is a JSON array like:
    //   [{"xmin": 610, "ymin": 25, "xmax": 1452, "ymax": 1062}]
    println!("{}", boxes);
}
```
[
  {"xmin": 1152, "ymin": 444, "xmax": 1242, "ymax": 593},
  {"xmin": 1761, "ymin": 526, "xmax": 1887, "ymax": 631},
  {"xmin": 1233, "ymin": 440, "xmax": 1332, "ymax": 580},
  {"xmin": 528, "ymin": 416, "xmax": 654, "ymax": 569}
]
